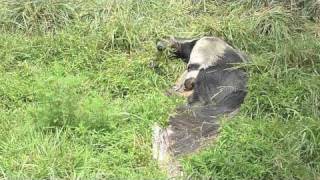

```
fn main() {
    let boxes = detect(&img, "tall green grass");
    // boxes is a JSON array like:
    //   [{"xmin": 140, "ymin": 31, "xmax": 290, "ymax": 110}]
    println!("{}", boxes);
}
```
[{"xmin": 0, "ymin": 0, "xmax": 319, "ymax": 179}]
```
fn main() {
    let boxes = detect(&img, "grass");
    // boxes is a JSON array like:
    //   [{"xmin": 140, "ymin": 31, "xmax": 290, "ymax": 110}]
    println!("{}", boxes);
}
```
[{"xmin": 0, "ymin": 0, "xmax": 319, "ymax": 179}]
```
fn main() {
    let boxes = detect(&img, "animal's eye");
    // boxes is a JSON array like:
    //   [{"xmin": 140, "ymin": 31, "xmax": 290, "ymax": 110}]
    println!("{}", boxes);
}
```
[{"xmin": 187, "ymin": 63, "xmax": 200, "ymax": 72}]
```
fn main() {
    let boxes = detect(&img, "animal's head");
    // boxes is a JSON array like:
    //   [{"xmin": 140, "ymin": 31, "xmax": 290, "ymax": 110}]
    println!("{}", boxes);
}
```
[
  {"xmin": 156, "ymin": 36, "xmax": 180, "ymax": 52},
  {"xmin": 156, "ymin": 36, "xmax": 198, "ymax": 62}
]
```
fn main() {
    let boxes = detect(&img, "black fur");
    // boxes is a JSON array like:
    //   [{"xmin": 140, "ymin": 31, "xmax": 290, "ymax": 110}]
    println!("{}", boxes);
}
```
[
  {"xmin": 173, "ymin": 39, "xmax": 198, "ymax": 62},
  {"xmin": 156, "ymin": 36, "xmax": 248, "ymax": 156},
  {"xmin": 156, "ymin": 37, "xmax": 198, "ymax": 63},
  {"xmin": 168, "ymin": 65, "xmax": 248, "ymax": 156},
  {"xmin": 189, "ymin": 65, "xmax": 247, "ymax": 105},
  {"xmin": 217, "ymin": 47, "xmax": 244, "ymax": 65},
  {"xmin": 187, "ymin": 63, "xmax": 201, "ymax": 71}
]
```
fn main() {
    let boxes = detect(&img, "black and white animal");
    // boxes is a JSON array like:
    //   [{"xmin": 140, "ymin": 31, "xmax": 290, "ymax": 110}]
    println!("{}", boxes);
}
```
[
  {"xmin": 157, "ymin": 36, "xmax": 248, "ymax": 92},
  {"xmin": 153, "ymin": 36, "xmax": 249, "ymax": 176}
]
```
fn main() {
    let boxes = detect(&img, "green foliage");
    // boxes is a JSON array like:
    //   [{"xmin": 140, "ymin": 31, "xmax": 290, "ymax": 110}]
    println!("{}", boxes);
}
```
[
  {"xmin": 217, "ymin": 0, "xmax": 320, "ymax": 22},
  {"xmin": 0, "ymin": 0, "xmax": 319, "ymax": 179},
  {"xmin": 182, "ymin": 116, "xmax": 320, "ymax": 180},
  {"xmin": 0, "ymin": 0, "xmax": 78, "ymax": 33}
]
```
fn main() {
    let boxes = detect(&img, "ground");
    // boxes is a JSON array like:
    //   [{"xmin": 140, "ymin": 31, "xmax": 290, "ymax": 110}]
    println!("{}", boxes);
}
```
[{"xmin": 0, "ymin": 0, "xmax": 319, "ymax": 179}]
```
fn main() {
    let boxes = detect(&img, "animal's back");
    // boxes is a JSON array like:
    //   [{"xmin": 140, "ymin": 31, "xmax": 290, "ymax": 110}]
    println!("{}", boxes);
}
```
[
  {"xmin": 189, "ymin": 37, "xmax": 232, "ymax": 68},
  {"xmin": 153, "ymin": 36, "xmax": 249, "ymax": 177}
]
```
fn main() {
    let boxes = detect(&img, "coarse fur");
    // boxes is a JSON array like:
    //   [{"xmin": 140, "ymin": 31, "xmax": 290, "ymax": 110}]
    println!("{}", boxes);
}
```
[
  {"xmin": 153, "ymin": 36, "xmax": 249, "ymax": 176},
  {"xmin": 156, "ymin": 36, "xmax": 248, "ymax": 92}
]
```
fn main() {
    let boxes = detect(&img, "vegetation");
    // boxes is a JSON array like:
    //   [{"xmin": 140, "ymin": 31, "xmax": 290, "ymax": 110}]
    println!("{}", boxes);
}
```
[{"xmin": 0, "ymin": 0, "xmax": 319, "ymax": 179}]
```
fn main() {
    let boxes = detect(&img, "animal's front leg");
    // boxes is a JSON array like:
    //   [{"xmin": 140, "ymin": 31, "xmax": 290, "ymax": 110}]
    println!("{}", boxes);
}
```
[
  {"xmin": 166, "ymin": 70, "xmax": 193, "ymax": 97},
  {"xmin": 173, "ymin": 70, "xmax": 188, "ymax": 92}
]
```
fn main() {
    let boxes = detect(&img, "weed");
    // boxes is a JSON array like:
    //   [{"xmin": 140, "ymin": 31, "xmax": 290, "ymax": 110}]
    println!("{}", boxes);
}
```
[{"xmin": 0, "ymin": 0, "xmax": 319, "ymax": 179}]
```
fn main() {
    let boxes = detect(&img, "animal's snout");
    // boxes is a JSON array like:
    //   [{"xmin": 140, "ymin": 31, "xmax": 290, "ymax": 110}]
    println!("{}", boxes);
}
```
[
  {"xmin": 184, "ymin": 78, "xmax": 196, "ymax": 91},
  {"xmin": 156, "ymin": 41, "xmax": 166, "ymax": 51}
]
